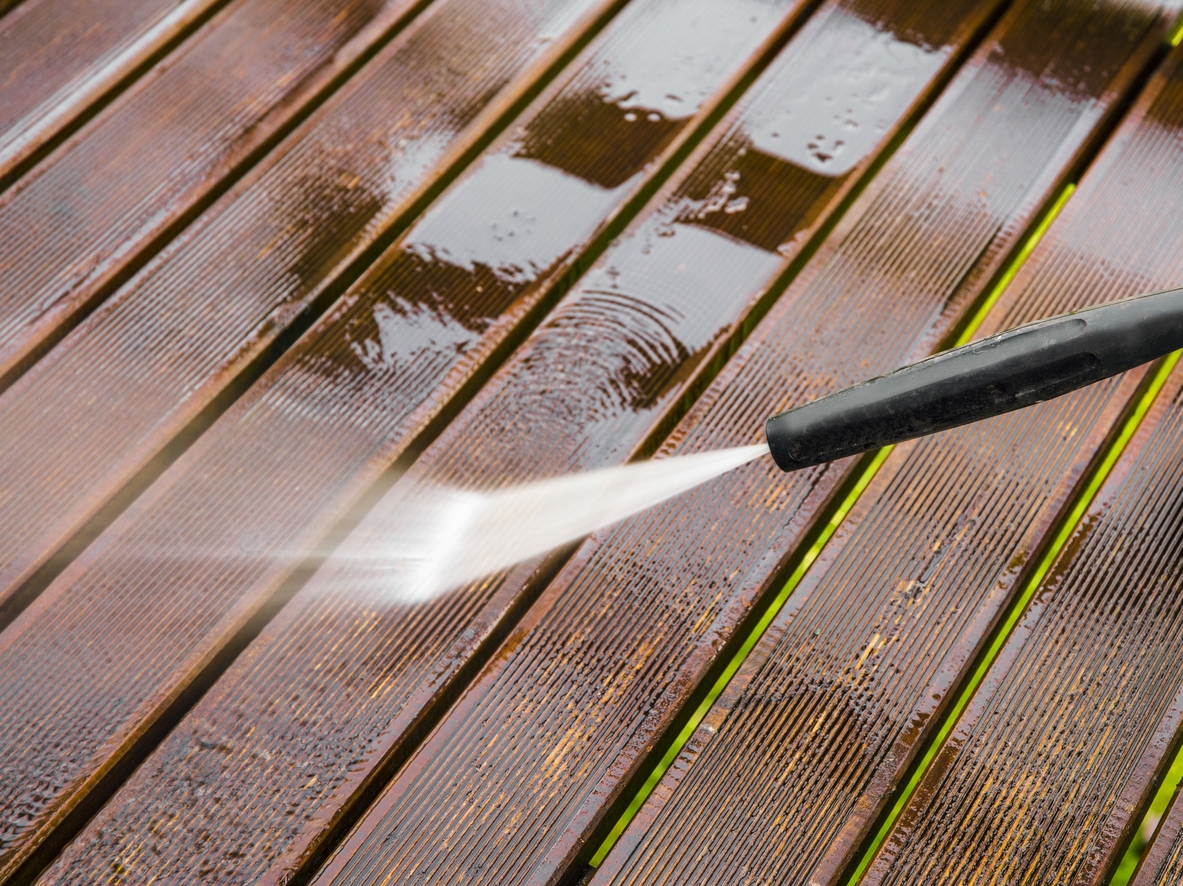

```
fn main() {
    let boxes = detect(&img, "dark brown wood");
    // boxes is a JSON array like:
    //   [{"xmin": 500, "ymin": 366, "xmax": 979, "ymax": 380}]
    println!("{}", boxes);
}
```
[
  {"xmin": 0, "ymin": 0, "xmax": 634, "ymax": 878},
  {"xmin": 0, "ymin": 0, "xmax": 847, "ymax": 880},
  {"xmin": 851, "ymin": 51, "xmax": 1183, "ymax": 886},
  {"xmin": 0, "ymin": 0, "xmax": 226, "ymax": 190},
  {"xmin": 1135, "ymin": 762, "xmax": 1183, "ymax": 886},
  {"xmin": 3, "ymin": 2, "xmax": 1182, "ymax": 884},
  {"xmin": 595, "ymin": 37, "xmax": 1183, "ymax": 886},
  {"xmin": 299, "ymin": 1, "xmax": 1174, "ymax": 884},
  {"xmin": 24, "ymin": 0, "xmax": 996, "ymax": 879},
  {"xmin": 0, "ymin": 0, "xmax": 634, "ymax": 626},
  {"xmin": 0, "ymin": 0, "xmax": 433, "ymax": 390}
]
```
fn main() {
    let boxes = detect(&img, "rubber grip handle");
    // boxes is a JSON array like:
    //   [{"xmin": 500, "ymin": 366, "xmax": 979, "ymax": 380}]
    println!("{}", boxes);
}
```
[{"xmin": 765, "ymin": 286, "xmax": 1183, "ymax": 472}]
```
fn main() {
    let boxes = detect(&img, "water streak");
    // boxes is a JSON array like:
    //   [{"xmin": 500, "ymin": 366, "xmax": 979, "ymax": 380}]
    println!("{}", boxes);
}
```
[{"xmin": 351, "ymin": 443, "xmax": 770, "ymax": 604}]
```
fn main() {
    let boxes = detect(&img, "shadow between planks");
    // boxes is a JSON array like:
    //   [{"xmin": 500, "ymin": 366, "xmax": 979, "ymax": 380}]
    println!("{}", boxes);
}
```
[
  {"xmin": 7, "ymin": 0, "xmax": 1183, "ymax": 883},
  {"xmin": 2, "ymin": 0, "xmax": 1007, "ymax": 880}
]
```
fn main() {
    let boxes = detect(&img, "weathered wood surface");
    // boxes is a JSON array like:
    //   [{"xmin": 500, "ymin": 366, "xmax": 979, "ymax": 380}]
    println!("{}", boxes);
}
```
[
  {"xmin": 0, "ymin": 0, "xmax": 225, "ymax": 189},
  {"xmin": 4, "ymin": 0, "xmax": 1183, "ymax": 883},
  {"xmin": 597, "ymin": 29, "xmax": 1183, "ymax": 886}
]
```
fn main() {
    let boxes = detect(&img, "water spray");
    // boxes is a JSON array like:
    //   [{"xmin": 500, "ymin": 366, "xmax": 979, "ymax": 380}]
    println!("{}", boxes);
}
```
[{"xmin": 383, "ymin": 287, "xmax": 1183, "ymax": 604}]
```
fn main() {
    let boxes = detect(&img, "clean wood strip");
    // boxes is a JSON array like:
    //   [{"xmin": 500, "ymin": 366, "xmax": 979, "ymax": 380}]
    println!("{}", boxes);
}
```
[
  {"xmin": 0, "ymin": 0, "xmax": 632, "ymax": 880},
  {"xmin": 0, "ymin": 0, "xmax": 435, "ymax": 389},
  {"xmin": 27, "ymin": 0, "xmax": 994, "ymax": 880},
  {"xmin": 0, "ymin": 0, "xmax": 228, "ymax": 190},
  {"xmin": 299, "ymin": 1, "xmax": 1173, "ymax": 885},
  {"xmin": 0, "ymin": 0, "xmax": 632, "ymax": 625},
  {"xmin": 597, "ymin": 36, "xmax": 1183, "ymax": 886},
  {"xmin": 0, "ymin": 0, "xmax": 838, "ymax": 880}
]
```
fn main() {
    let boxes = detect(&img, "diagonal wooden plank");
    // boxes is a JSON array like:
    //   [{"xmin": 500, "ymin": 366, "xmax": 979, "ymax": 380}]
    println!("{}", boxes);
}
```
[
  {"xmin": 300, "ymin": 2, "xmax": 1179, "ymax": 885},
  {"xmin": 844, "ymin": 52, "xmax": 1183, "ymax": 886},
  {"xmin": 11, "ymin": 3, "xmax": 1007, "ymax": 880},
  {"xmin": 0, "ymin": 0, "xmax": 637, "ymax": 879},
  {"xmin": 0, "ymin": 0, "xmax": 838, "ymax": 880},
  {"xmin": 1135, "ymin": 759, "xmax": 1183, "ymax": 885},
  {"xmin": 0, "ymin": 0, "xmax": 634, "ymax": 627},
  {"xmin": 594, "ymin": 37, "xmax": 1183, "ymax": 886},
  {"xmin": 0, "ymin": 0, "xmax": 437, "ymax": 390},
  {"xmin": 26, "ymin": 0, "xmax": 1000, "ymax": 881},
  {"xmin": 0, "ymin": 0, "xmax": 228, "ymax": 190}
]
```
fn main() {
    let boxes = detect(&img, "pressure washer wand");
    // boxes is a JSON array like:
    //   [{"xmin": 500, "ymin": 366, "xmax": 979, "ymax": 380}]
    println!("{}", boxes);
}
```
[{"xmin": 765, "ymin": 287, "xmax": 1183, "ymax": 472}]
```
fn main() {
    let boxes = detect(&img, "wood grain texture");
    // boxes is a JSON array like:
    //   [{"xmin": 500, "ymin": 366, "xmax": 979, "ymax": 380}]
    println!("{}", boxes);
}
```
[
  {"xmin": 0, "ymin": 0, "xmax": 634, "ymax": 625},
  {"xmin": 0, "ymin": 0, "xmax": 846, "ymax": 880},
  {"xmin": 0, "ymin": 0, "xmax": 226, "ymax": 190},
  {"xmin": 851, "ymin": 50, "xmax": 1183, "ymax": 886},
  {"xmin": 304, "ymin": 1, "xmax": 1175, "ymax": 884},
  {"xmin": 595, "ymin": 39, "xmax": 1183, "ymax": 886},
  {"xmin": 1135, "ymin": 755, "xmax": 1183, "ymax": 886},
  {"xmin": 26, "ymin": 0, "xmax": 995, "ymax": 881},
  {"xmin": 0, "ymin": 0, "xmax": 630, "ymax": 879},
  {"xmin": 0, "ymin": 0, "xmax": 432, "ymax": 390}
]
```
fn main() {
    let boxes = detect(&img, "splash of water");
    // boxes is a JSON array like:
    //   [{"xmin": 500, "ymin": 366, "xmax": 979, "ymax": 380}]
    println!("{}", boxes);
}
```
[{"xmin": 357, "ymin": 443, "xmax": 770, "ymax": 604}]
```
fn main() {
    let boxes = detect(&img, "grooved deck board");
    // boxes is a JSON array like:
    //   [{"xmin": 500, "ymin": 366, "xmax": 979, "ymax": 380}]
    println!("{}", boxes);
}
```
[
  {"xmin": 847, "ymin": 49, "xmax": 1183, "ymax": 886},
  {"xmin": 0, "ymin": 0, "xmax": 635, "ymax": 624},
  {"xmin": 0, "ymin": 0, "xmax": 864, "ymax": 878},
  {"xmin": 27, "ymin": 0, "xmax": 1002, "ymax": 880},
  {"xmin": 0, "ymin": 0, "xmax": 224, "ymax": 189},
  {"xmin": 596, "ymin": 36, "xmax": 1183, "ymax": 886},
  {"xmin": 0, "ymin": 0, "xmax": 432, "ymax": 391},
  {"xmin": 0, "ymin": 0, "xmax": 631, "ymax": 876},
  {"xmin": 5, "ymin": 2, "xmax": 1183, "ymax": 884},
  {"xmin": 298, "ymin": 1, "xmax": 1175, "ymax": 883},
  {"xmin": 1135, "ymin": 761, "xmax": 1183, "ymax": 885}
]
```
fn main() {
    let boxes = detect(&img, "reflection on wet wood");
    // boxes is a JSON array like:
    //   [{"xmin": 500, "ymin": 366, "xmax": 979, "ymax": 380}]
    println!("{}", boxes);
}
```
[
  {"xmin": 0, "ymin": 0, "xmax": 840, "ymax": 880},
  {"xmin": 299, "ymin": 1, "xmax": 1173, "ymax": 884},
  {"xmin": 598, "ymin": 22, "xmax": 1183, "ymax": 886},
  {"xmin": 0, "ymin": 0, "xmax": 631, "ymax": 878},
  {"xmin": 0, "ymin": 0, "xmax": 433, "ymax": 390},
  {"xmin": 851, "ymin": 48, "xmax": 1183, "ymax": 886},
  {"xmin": 26, "ymin": 0, "xmax": 1004, "ymax": 881},
  {"xmin": 0, "ymin": 0, "xmax": 632, "ymax": 622},
  {"xmin": 0, "ymin": 0, "xmax": 225, "ymax": 190},
  {"xmin": 3, "ymin": 0, "xmax": 1183, "ymax": 882}
]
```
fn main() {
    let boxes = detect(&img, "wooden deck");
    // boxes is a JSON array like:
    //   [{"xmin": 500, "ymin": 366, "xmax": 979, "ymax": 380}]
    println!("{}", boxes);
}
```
[{"xmin": 3, "ymin": 0, "xmax": 1183, "ymax": 883}]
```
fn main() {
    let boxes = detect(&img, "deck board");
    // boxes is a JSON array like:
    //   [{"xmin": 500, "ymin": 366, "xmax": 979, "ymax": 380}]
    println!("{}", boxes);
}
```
[
  {"xmin": 0, "ymin": 0, "xmax": 225, "ymax": 189},
  {"xmin": 1135, "ymin": 757, "xmax": 1183, "ymax": 885},
  {"xmin": 0, "ymin": 0, "xmax": 434, "ymax": 392},
  {"xmin": 848, "ymin": 47, "xmax": 1183, "ymax": 885},
  {"xmin": 3, "ymin": 0, "xmax": 1183, "ymax": 882},
  {"xmin": 594, "ymin": 29, "xmax": 1183, "ymax": 886},
  {"xmin": 0, "ymin": 0, "xmax": 631, "ymax": 877},
  {"xmin": 0, "ymin": 0, "xmax": 631, "ymax": 626},
  {"xmin": 297, "ymin": 0, "xmax": 1174, "ymax": 883},
  {"xmin": 24, "ymin": 0, "xmax": 1001, "ymax": 880}
]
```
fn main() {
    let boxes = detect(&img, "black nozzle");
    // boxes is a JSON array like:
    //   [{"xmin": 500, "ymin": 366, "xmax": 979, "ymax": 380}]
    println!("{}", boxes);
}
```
[{"xmin": 765, "ymin": 286, "xmax": 1183, "ymax": 472}]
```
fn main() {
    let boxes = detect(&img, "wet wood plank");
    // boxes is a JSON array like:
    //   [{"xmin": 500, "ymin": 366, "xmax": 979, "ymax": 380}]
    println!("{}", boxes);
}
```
[
  {"xmin": 847, "ymin": 49, "xmax": 1183, "ymax": 885},
  {"xmin": 0, "ymin": 0, "xmax": 633, "ymax": 878},
  {"xmin": 595, "ymin": 34, "xmax": 1183, "ymax": 886},
  {"xmin": 0, "ymin": 0, "xmax": 433, "ymax": 391},
  {"xmin": 297, "ymin": 1, "xmax": 1175, "ymax": 884},
  {"xmin": 0, "ymin": 0, "xmax": 846, "ymax": 879},
  {"xmin": 22, "ymin": 0, "xmax": 1003, "ymax": 880},
  {"xmin": 0, "ymin": 0, "xmax": 225, "ymax": 190},
  {"xmin": 4, "ymin": 1, "xmax": 1182, "ymax": 884},
  {"xmin": 0, "ymin": 0, "xmax": 634, "ymax": 625},
  {"xmin": 1136, "ymin": 759, "xmax": 1183, "ymax": 885}
]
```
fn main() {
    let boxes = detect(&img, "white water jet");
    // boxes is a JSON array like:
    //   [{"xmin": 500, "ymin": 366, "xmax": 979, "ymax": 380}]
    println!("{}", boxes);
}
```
[{"xmin": 363, "ymin": 443, "xmax": 770, "ymax": 604}]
